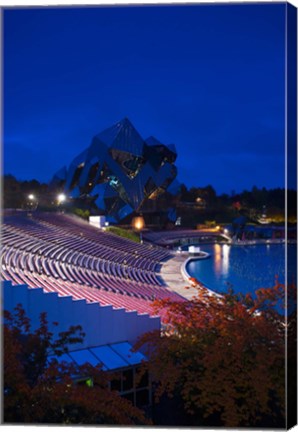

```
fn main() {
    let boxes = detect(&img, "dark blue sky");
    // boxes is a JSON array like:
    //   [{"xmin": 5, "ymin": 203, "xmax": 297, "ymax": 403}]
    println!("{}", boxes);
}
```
[{"xmin": 3, "ymin": 3, "xmax": 287, "ymax": 194}]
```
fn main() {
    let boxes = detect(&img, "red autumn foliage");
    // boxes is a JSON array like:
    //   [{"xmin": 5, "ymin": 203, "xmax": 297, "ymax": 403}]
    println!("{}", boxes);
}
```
[
  {"xmin": 3, "ymin": 304, "xmax": 150, "ymax": 425},
  {"xmin": 135, "ymin": 279, "xmax": 295, "ymax": 427}
]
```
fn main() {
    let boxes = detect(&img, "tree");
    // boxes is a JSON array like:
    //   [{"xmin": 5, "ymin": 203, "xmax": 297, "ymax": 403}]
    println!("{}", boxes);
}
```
[
  {"xmin": 3, "ymin": 174, "xmax": 22, "ymax": 208},
  {"xmin": 4, "ymin": 304, "xmax": 150, "ymax": 425},
  {"xmin": 135, "ymin": 280, "xmax": 292, "ymax": 428}
]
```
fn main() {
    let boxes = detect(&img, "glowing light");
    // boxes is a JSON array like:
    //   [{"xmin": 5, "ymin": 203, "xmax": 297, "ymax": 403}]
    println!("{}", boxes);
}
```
[
  {"xmin": 57, "ymin": 193, "xmax": 66, "ymax": 204},
  {"xmin": 28, "ymin": 194, "xmax": 35, "ymax": 200},
  {"xmin": 132, "ymin": 216, "xmax": 145, "ymax": 231},
  {"xmin": 86, "ymin": 378, "xmax": 93, "ymax": 387}
]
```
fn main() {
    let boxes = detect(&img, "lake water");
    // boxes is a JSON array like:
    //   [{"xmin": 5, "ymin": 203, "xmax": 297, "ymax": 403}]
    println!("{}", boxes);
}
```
[{"xmin": 186, "ymin": 243, "xmax": 296, "ymax": 296}]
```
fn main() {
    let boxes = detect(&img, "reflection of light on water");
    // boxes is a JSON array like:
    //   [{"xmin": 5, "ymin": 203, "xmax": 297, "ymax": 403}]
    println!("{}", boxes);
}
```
[
  {"xmin": 187, "ymin": 244, "xmax": 291, "ymax": 296},
  {"xmin": 214, "ymin": 244, "xmax": 221, "ymax": 274},
  {"xmin": 222, "ymin": 244, "xmax": 230, "ymax": 276},
  {"xmin": 213, "ymin": 244, "xmax": 230, "ymax": 277}
]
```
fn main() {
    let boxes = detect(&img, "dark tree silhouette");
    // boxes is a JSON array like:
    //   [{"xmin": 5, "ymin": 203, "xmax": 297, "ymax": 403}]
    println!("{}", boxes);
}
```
[{"xmin": 4, "ymin": 304, "xmax": 150, "ymax": 425}]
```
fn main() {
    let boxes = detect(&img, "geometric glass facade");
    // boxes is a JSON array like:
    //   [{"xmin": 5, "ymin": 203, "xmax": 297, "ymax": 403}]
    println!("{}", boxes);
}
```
[{"xmin": 51, "ymin": 118, "xmax": 179, "ymax": 221}]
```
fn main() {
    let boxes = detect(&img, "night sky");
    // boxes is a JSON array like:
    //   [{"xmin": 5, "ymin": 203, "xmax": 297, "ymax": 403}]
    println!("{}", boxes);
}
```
[{"xmin": 3, "ymin": 3, "xmax": 287, "ymax": 194}]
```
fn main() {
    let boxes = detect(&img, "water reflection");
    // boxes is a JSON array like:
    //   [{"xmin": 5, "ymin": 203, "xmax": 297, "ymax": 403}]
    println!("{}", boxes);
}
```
[
  {"xmin": 213, "ymin": 244, "xmax": 221, "ymax": 274},
  {"xmin": 187, "ymin": 243, "xmax": 290, "ymax": 296},
  {"xmin": 213, "ymin": 244, "xmax": 230, "ymax": 277},
  {"xmin": 222, "ymin": 244, "xmax": 230, "ymax": 276}
]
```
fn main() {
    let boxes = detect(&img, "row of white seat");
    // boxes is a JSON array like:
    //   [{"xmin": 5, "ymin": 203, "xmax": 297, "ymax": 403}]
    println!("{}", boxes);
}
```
[
  {"xmin": 4, "ymin": 223, "xmax": 162, "ymax": 271},
  {"xmin": 2, "ymin": 211, "xmax": 185, "ymax": 318},
  {"xmin": 1, "ymin": 245, "xmax": 183, "ymax": 302},
  {"xmin": 2, "ymin": 227, "xmax": 163, "ymax": 286},
  {"xmin": 31, "ymin": 212, "xmax": 172, "ymax": 261}
]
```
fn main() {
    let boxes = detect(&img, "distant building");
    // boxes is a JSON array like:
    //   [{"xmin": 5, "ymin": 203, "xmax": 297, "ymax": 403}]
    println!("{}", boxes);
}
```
[{"xmin": 51, "ymin": 118, "xmax": 179, "ymax": 222}]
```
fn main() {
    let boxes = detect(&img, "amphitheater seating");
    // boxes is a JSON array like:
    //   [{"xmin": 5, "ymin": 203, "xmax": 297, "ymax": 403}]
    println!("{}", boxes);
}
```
[{"xmin": 2, "ymin": 211, "xmax": 185, "ymax": 321}]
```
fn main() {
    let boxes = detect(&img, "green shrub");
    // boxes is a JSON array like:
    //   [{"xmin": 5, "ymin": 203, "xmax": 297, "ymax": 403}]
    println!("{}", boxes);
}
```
[
  {"xmin": 106, "ymin": 226, "xmax": 140, "ymax": 242},
  {"xmin": 73, "ymin": 208, "xmax": 90, "ymax": 220}
]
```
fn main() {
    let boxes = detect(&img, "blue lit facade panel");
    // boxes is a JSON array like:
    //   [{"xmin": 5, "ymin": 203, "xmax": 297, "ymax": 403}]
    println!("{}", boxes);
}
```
[
  {"xmin": 92, "ymin": 183, "xmax": 108, "ymax": 208},
  {"xmin": 90, "ymin": 345, "xmax": 128, "ymax": 370},
  {"xmin": 47, "ymin": 342, "xmax": 147, "ymax": 371},
  {"xmin": 69, "ymin": 349, "xmax": 103, "ymax": 367},
  {"xmin": 70, "ymin": 186, "xmax": 81, "ymax": 198},
  {"xmin": 110, "ymin": 341, "xmax": 147, "ymax": 366},
  {"xmin": 118, "ymin": 203, "xmax": 134, "ymax": 220},
  {"xmin": 65, "ymin": 149, "xmax": 88, "ymax": 190},
  {"xmin": 167, "ymin": 178, "xmax": 180, "ymax": 195}
]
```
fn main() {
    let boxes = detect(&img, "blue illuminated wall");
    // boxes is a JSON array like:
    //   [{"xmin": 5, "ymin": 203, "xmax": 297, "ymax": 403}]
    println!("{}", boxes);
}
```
[{"xmin": 3, "ymin": 280, "xmax": 160, "ymax": 350}]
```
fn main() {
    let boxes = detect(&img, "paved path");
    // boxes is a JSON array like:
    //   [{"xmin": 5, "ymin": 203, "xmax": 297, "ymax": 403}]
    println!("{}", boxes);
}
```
[{"xmin": 158, "ymin": 254, "xmax": 199, "ymax": 300}]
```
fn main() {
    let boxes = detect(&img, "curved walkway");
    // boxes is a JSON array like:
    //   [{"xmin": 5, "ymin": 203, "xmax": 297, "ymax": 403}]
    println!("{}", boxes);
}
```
[{"xmin": 158, "ymin": 254, "xmax": 199, "ymax": 300}]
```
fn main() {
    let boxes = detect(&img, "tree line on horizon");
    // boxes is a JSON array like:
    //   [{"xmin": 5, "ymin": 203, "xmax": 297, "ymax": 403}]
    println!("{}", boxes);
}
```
[
  {"xmin": 178, "ymin": 183, "xmax": 296, "ymax": 220},
  {"xmin": 2, "ymin": 174, "xmax": 296, "ymax": 224}
]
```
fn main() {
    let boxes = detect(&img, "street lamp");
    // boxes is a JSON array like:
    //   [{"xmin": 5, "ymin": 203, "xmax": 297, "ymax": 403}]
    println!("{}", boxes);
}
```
[
  {"xmin": 57, "ymin": 193, "xmax": 66, "ymax": 204},
  {"xmin": 57, "ymin": 193, "xmax": 66, "ymax": 213},
  {"xmin": 27, "ymin": 194, "xmax": 38, "ymax": 211},
  {"xmin": 132, "ymin": 215, "xmax": 145, "ymax": 244}
]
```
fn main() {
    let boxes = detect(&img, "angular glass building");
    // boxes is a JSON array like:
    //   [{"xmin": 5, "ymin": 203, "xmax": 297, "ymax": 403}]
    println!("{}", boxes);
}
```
[{"xmin": 51, "ymin": 118, "xmax": 179, "ymax": 221}]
